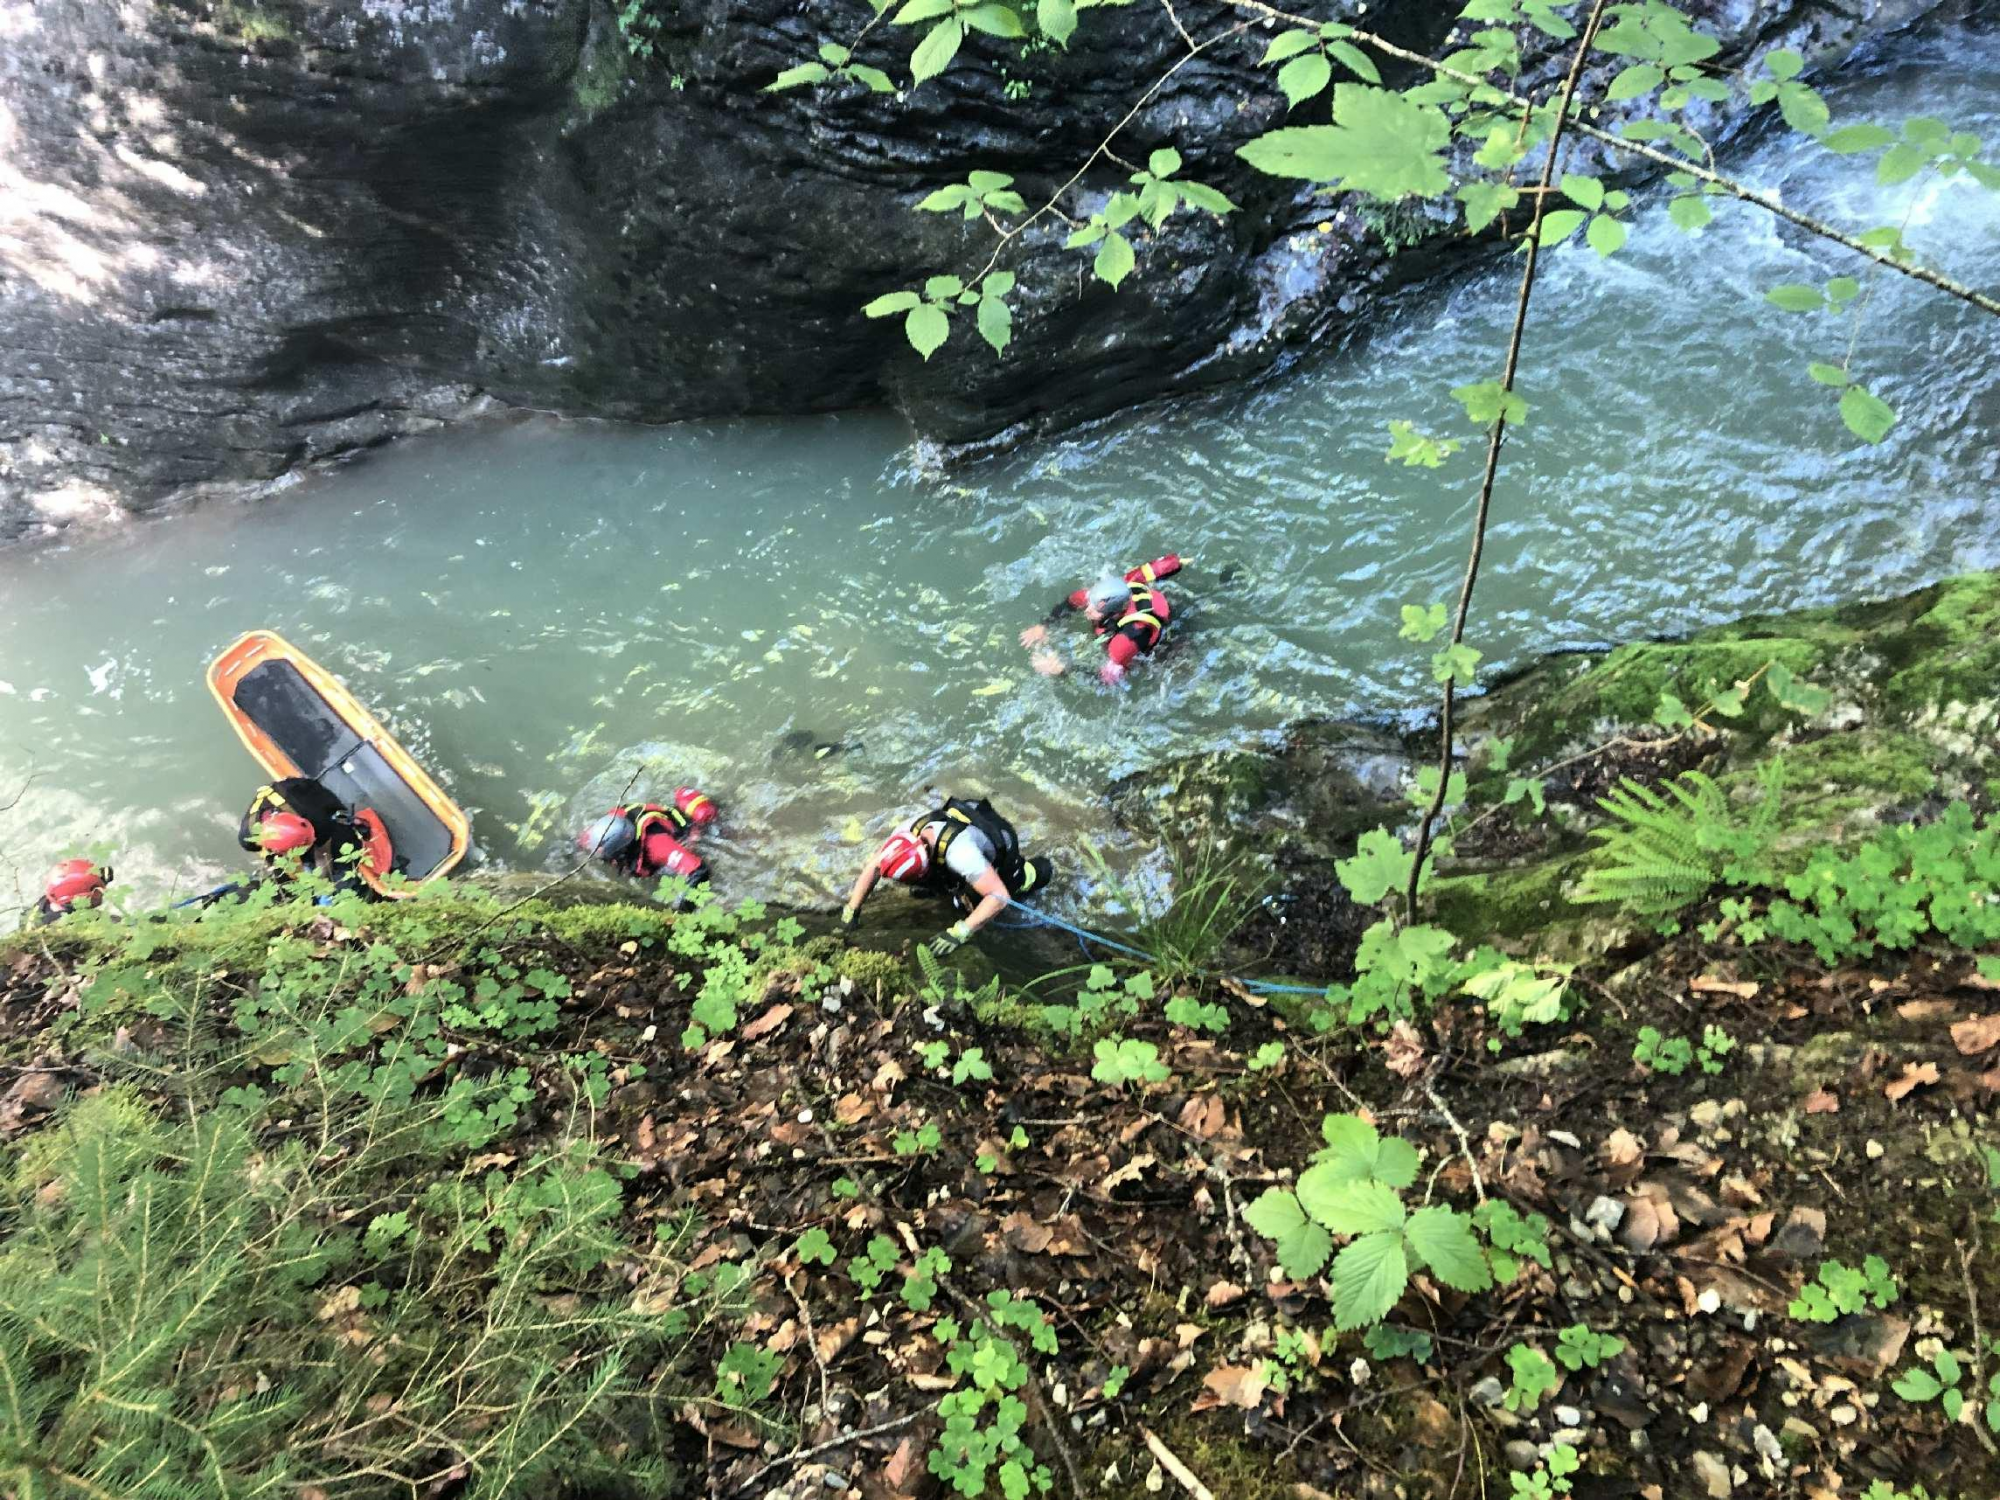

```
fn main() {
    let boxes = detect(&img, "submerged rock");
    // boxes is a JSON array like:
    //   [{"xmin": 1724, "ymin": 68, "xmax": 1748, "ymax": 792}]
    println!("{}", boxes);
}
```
[{"xmin": 0, "ymin": 0, "xmax": 1949, "ymax": 540}]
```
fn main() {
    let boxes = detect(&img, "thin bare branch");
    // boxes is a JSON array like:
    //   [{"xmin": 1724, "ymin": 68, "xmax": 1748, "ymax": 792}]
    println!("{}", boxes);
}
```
[{"xmin": 1405, "ymin": 0, "xmax": 1614, "ymax": 919}]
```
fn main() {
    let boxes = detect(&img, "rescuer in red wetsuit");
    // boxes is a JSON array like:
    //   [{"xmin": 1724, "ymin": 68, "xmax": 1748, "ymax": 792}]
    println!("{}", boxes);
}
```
[
  {"xmin": 34, "ymin": 859, "xmax": 112, "ymax": 924},
  {"xmin": 1018, "ymin": 555, "xmax": 1183, "ymax": 686},
  {"xmin": 575, "ymin": 787, "xmax": 718, "ymax": 893}
]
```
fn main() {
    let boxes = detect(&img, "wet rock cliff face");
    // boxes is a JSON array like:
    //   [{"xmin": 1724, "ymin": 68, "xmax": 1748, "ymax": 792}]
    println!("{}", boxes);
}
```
[{"xmin": 0, "ymin": 0, "xmax": 1945, "ymax": 541}]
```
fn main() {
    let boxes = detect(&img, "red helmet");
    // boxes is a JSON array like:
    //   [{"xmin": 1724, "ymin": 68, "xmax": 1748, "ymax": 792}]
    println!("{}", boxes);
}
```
[
  {"xmin": 675, "ymin": 787, "xmax": 718, "ymax": 827},
  {"xmin": 876, "ymin": 830, "xmax": 931, "ymax": 884},
  {"xmin": 256, "ymin": 811, "xmax": 316, "ymax": 854},
  {"xmin": 44, "ymin": 858, "xmax": 109, "ymax": 912}
]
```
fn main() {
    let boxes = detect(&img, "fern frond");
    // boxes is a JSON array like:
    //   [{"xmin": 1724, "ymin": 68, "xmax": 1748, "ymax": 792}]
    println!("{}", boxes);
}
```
[{"xmin": 1577, "ymin": 768, "xmax": 1781, "ymax": 916}]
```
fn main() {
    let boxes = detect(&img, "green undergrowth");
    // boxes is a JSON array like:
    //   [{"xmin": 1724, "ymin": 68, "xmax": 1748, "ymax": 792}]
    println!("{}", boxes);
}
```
[{"xmin": 0, "ymin": 874, "xmax": 969, "ymax": 1498}]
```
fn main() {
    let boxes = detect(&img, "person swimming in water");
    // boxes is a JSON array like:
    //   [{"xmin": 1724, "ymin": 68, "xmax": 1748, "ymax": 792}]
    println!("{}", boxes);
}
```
[{"xmin": 1019, "ymin": 555, "xmax": 1183, "ymax": 686}]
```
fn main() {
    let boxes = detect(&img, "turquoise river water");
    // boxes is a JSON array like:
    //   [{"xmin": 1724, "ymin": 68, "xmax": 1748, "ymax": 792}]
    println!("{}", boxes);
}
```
[{"xmin": 1, "ymin": 24, "xmax": 1997, "ymax": 923}]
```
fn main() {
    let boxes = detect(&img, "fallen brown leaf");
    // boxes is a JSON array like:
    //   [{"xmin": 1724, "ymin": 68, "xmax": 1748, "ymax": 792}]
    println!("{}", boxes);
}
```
[
  {"xmin": 741, "ymin": 1003, "xmax": 793, "ymax": 1041},
  {"xmin": 1602, "ymin": 1127, "xmax": 1645, "ymax": 1167},
  {"xmin": 1178, "ymin": 1094, "xmax": 1225, "ymax": 1139},
  {"xmin": 1383, "ymin": 1019, "xmax": 1427, "ymax": 1079},
  {"xmin": 1205, "ymin": 1281, "xmax": 1245, "ymax": 1309},
  {"xmin": 1620, "ymin": 1182, "xmax": 1680, "ymax": 1252},
  {"xmin": 1896, "ymin": 998, "xmax": 1958, "ymax": 1022},
  {"xmin": 883, "ymin": 1436, "xmax": 922, "ymax": 1496},
  {"xmin": 1884, "ymin": 1061, "xmax": 1940, "ymax": 1101},
  {"xmin": 1803, "ymin": 1089, "xmax": 1840, "ymax": 1115},
  {"xmin": 1691, "ymin": 975, "xmax": 1759, "ymax": 1000},
  {"xmin": 999, "ymin": 1211, "xmax": 1054, "ymax": 1255},
  {"xmin": 1951, "ymin": 1014, "xmax": 2000, "ymax": 1055},
  {"xmin": 1196, "ymin": 1363, "xmax": 1267, "ymax": 1411}
]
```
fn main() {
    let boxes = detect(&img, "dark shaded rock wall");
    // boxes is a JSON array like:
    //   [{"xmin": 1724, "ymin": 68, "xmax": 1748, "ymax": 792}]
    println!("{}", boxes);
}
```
[{"xmin": 0, "ymin": 0, "xmax": 1949, "ymax": 541}]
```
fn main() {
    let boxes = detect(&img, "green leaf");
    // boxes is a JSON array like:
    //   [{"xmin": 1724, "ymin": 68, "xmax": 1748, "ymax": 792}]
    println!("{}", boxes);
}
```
[
  {"xmin": 1335, "ymin": 828, "xmax": 1412, "ymax": 905},
  {"xmin": 1094, "ymin": 230, "xmax": 1135, "ymax": 288},
  {"xmin": 863, "ymin": 290, "xmax": 922, "ymax": 317},
  {"xmin": 1278, "ymin": 51, "xmax": 1333, "ymax": 107},
  {"xmin": 1313, "ymin": 1112, "xmax": 1420, "ymax": 1187},
  {"xmin": 1776, "ymin": 660, "xmax": 1832, "ymax": 712},
  {"xmin": 1457, "ymin": 180, "xmax": 1519, "ymax": 234},
  {"xmin": 1037, "ymin": 0, "xmax": 1076, "ymax": 44},
  {"xmin": 1586, "ymin": 215, "xmax": 1628, "ymax": 257},
  {"xmin": 1607, "ymin": 62, "xmax": 1664, "ymax": 101},
  {"xmin": 1328, "ymin": 39, "xmax": 1380, "ymax": 83},
  {"xmin": 1825, "ymin": 122, "xmax": 1895, "ymax": 153},
  {"xmin": 1667, "ymin": 194, "xmax": 1712, "ymax": 232},
  {"xmin": 1385, "ymin": 420, "xmax": 1460, "ymax": 468},
  {"xmin": 1764, "ymin": 283, "xmax": 1825, "ymax": 312},
  {"xmin": 819, "ymin": 42, "xmax": 852, "ymax": 64},
  {"xmin": 917, "ymin": 184, "xmax": 973, "ymax": 212},
  {"xmin": 1559, "ymin": 173, "xmax": 1604, "ymax": 211},
  {"xmin": 1778, "ymin": 81, "xmax": 1831, "ymax": 136},
  {"xmin": 1236, "ymin": 86, "xmax": 1452, "ymax": 201},
  {"xmin": 1893, "ymin": 1367, "xmax": 1944, "ymax": 1401},
  {"xmin": 1877, "ymin": 141, "xmax": 1928, "ymax": 184},
  {"xmin": 1839, "ymin": 384, "xmax": 1895, "ymax": 443},
  {"xmin": 1331, "ymin": 1231, "xmax": 1409, "ymax": 1330},
  {"xmin": 1299, "ymin": 1175, "xmax": 1406, "ymax": 1236},
  {"xmin": 1148, "ymin": 147, "xmax": 1182, "ymax": 178},
  {"xmin": 1536, "ymin": 208, "xmax": 1587, "ymax": 245},
  {"xmin": 906, "ymin": 303, "xmax": 950, "ymax": 359},
  {"xmin": 1474, "ymin": 126, "xmax": 1526, "ymax": 172},
  {"xmin": 1261, "ymin": 29, "xmax": 1319, "ymax": 65},
  {"xmin": 1824, "ymin": 275, "xmax": 1860, "ymax": 304},
  {"xmin": 909, "ymin": 17, "xmax": 963, "ymax": 81},
  {"xmin": 1244, "ymin": 1188, "xmax": 1335, "ymax": 1279},
  {"xmin": 767, "ymin": 62, "xmax": 831, "ymax": 91},
  {"xmin": 1451, "ymin": 380, "xmax": 1526, "ymax": 425},
  {"xmin": 961, "ymin": 3, "xmax": 1025, "ymax": 36},
  {"xmin": 1806, "ymin": 361, "xmax": 1849, "ymax": 387},
  {"xmin": 983, "ymin": 189, "xmax": 1027, "ymax": 214},
  {"xmin": 894, "ymin": 0, "xmax": 955, "ymax": 20},
  {"xmin": 795, "ymin": 1226, "xmax": 836, "ymax": 1265},
  {"xmin": 923, "ymin": 273, "xmax": 964, "ymax": 299},
  {"xmin": 976, "ymin": 292, "xmax": 1012, "ymax": 353},
  {"xmin": 1432, "ymin": 642, "xmax": 1482, "ymax": 687},
  {"xmin": 1405, "ymin": 1206, "xmax": 1492, "ymax": 1292},
  {"xmin": 1399, "ymin": 601, "xmax": 1448, "ymax": 642},
  {"xmin": 1764, "ymin": 47, "xmax": 1804, "ymax": 80},
  {"xmin": 848, "ymin": 64, "xmax": 897, "ymax": 92},
  {"xmin": 1176, "ymin": 180, "xmax": 1238, "ymax": 214}
]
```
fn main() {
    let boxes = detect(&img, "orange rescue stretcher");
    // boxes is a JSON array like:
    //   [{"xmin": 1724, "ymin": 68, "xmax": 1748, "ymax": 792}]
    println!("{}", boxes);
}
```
[{"xmin": 208, "ymin": 630, "xmax": 471, "ymax": 898}]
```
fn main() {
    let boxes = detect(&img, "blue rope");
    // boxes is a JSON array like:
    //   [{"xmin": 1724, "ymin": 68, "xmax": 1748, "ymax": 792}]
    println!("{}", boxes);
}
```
[{"xmin": 170, "ymin": 881, "xmax": 245, "ymax": 910}]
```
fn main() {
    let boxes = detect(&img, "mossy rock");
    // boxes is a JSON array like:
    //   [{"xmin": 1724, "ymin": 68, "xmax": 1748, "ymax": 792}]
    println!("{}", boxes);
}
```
[
  {"xmin": 1469, "ymin": 571, "xmax": 2000, "ymax": 771},
  {"xmin": 1108, "ymin": 721, "xmax": 1407, "ymax": 858}
]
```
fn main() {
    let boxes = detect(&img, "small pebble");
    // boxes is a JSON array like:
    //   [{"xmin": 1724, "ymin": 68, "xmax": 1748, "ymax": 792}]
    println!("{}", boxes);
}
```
[
  {"xmin": 1866, "ymin": 1139, "xmax": 1886, "ymax": 1159},
  {"xmin": 1697, "ymin": 1288, "xmax": 1722, "ymax": 1315},
  {"xmin": 1554, "ymin": 1405, "xmax": 1583, "ymax": 1428}
]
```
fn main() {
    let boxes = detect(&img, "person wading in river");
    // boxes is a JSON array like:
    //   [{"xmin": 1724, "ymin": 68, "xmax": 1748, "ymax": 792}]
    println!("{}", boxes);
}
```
[
  {"xmin": 240, "ymin": 777, "xmax": 389, "ymax": 896},
  {"xmin": 34, "ymin": 859, "xmax": 112, "ymax": 925},
  {"xmin": 840, "ymin": 796, "xmax": 1052, "ymax": 955},
  {"xmin": 576, "ymin": 787, "xmax": 718, "ymax": 896},
  {"xmin": 1019, "ymin": 554, "xmax": 1183, "ymax": 687}
]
